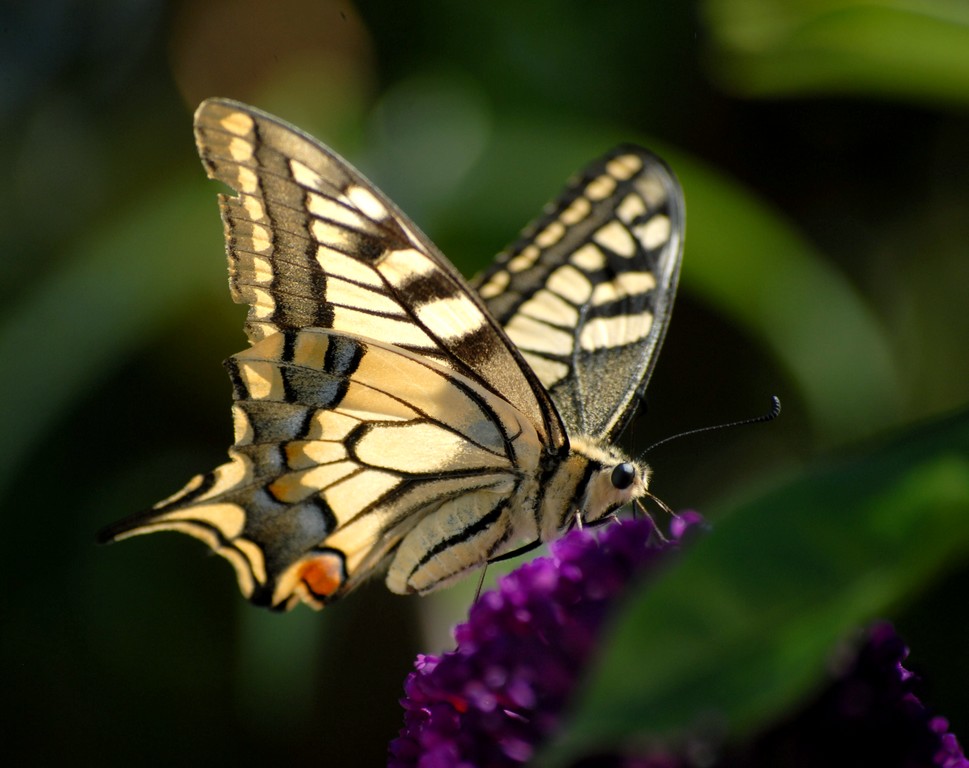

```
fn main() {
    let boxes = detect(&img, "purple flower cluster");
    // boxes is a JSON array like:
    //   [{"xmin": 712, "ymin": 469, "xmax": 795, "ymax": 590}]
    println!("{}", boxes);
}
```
[
  {"xmin": 388, "ymin": 516, "xmax": 967, "ymax": 768},
  {"xmin": 718, "ymin": 622, "xmax": 969, "ymax": 768},
  {"xmin": 388, "ymin": 515, "xmax": 699, "ymax": 767}
]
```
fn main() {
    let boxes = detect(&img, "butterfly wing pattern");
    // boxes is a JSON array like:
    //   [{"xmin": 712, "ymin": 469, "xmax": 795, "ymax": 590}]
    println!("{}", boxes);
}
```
[
  {"xmin": 99, "ymin": 99, "xmax": 684, "ymax": 611},
  {"xmin": 472, "ymin": 147, "xmax": 683, "ymax": 441}
]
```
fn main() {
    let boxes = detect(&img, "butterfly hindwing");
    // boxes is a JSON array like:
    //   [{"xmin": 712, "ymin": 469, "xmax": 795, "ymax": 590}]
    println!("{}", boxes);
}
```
[
  {"xmin": 472, "ymin": 146, "xmax": 684, "ymax": 440},
  {"xmin": 194, "ymin": 98, "xmax": 565, "ymax": 448},
  {"xmin": 100, "ymin": 327, "xmax": 544, "ymax": 609}
]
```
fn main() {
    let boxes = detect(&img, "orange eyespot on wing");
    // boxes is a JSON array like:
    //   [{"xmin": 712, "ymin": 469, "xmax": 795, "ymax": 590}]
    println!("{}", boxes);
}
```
[{"xmin": 291, "ymin": 551, "xmax": 347, "ymax": 609}]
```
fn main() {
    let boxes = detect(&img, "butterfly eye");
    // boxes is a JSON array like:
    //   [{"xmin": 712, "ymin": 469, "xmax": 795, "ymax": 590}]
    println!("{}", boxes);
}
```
[{"xmin": 610, "ymin": 462, "xmax": 636, "ymax": 490}]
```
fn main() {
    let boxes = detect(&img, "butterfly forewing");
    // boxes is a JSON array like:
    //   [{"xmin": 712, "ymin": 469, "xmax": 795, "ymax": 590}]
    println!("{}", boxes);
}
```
[
  {"xmin": 472, "ymin": 146, "xmax": 684, "ymax": 440},
  {"xmin": 194, "ymin": 98, "xmax": 565, "ymax": 448}
]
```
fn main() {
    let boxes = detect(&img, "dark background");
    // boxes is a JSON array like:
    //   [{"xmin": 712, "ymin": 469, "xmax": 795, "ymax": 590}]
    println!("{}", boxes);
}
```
[{"xmin": 3, "ymin": 1, "xmax": 968, "ymax": 765}]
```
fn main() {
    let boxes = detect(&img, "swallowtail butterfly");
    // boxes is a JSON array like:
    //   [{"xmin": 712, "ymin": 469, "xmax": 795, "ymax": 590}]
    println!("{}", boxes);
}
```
[{"xmin": 99, "ymin": 99, "xmax": 684, "ymax": 611}]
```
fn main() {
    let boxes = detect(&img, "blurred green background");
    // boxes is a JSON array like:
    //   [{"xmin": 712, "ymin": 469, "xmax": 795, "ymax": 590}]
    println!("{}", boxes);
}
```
[{"xmin": 3, "ymin": 0, "xmax": 968, "ymax": 765}]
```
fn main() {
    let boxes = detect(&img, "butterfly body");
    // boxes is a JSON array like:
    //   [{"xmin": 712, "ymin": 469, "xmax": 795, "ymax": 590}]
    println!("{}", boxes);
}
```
[{"xmin": 99, "ymin": 99, "xmax": 683, "ymax": 611}]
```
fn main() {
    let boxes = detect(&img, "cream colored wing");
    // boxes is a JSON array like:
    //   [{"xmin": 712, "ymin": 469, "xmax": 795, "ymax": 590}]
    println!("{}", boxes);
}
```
[
  {"xmin": 472, "ymin": 146, "xmax": 684, "ymax": 440},
  {"xmin": 194, "ymin": 98, "xmax": 565, "ymax": 449},
  {"xmin": 98, "ymin": 329, "xmax": 542, "ymax": 610}
]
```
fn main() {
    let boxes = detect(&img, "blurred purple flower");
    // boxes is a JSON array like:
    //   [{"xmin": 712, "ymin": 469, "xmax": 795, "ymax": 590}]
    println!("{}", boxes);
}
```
[
  {"xmin": 717, "ymin": 622, "xmax": 969, "ymax": 768},
  {"xmin": 388, "ymin": 516, "xmax": 966, "ymax": 768}
]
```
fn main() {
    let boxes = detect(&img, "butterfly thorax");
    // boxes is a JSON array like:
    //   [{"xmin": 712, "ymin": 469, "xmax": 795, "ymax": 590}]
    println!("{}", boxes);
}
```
[{"xmin": 538, "ymin": 435, "xmax": 650, "ymax": 542}]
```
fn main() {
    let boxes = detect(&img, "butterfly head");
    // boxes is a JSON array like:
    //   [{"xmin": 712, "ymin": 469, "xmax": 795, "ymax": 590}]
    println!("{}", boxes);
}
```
[
  {"xmin": 566, "ymin": 436, "xmax": 651, "ymax": 528},
  {"xmin": 586, "ymin": 458, "xmax": 651, "ymax": 527}
]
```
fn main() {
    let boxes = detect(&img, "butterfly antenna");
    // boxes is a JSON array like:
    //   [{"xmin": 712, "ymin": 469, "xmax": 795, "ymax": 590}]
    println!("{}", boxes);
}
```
[{"xmin": 639, "ymin": 395, "xmax": 781, "ymax": 459}]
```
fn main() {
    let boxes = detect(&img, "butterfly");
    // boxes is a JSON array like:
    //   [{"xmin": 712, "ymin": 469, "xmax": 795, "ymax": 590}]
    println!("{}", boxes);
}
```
[{"xmin": 98, "ymin": 98, "xmax": 684, "ymax": 611}]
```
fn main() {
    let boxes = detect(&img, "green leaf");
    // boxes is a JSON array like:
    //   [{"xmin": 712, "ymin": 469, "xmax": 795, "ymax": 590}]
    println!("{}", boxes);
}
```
[
  {"xmin": 538, "ymin": 408, "xmax": 969, "ymax": 764},
  {"xmin": 669, "ymin": 152, "xmax": 902, "ymax": 441},
  {"xmin": 704, "ymin": 0, "xmax": 969, "ymax": 106}
]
